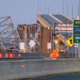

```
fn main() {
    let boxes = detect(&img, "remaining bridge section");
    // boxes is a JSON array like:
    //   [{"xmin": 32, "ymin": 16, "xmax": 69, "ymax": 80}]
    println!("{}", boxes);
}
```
[
  {"xmin": 53, "ymin": 15, "xmax": 72, "ymax": 24},
  {"xmin": 37, "ymin": 14, "xmax": 73, "ymax": 53}
]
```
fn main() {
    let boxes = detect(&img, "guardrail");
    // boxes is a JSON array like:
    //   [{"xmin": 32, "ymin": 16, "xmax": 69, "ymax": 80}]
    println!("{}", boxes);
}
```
[{"xmin": 0, "ymin": 59, "xmax": 80, "ymax": 80}]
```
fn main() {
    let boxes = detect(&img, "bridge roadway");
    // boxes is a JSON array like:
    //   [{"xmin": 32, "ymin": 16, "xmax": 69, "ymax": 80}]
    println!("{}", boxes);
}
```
[
  {"xmin": 21, "ymin": 72, "xmax": 80, "ymax": 80},
  {"xmin": 0, "ymin": 57, "xmax": 76, "ymax": 61},
  {"xmin": 0, "ymin": 57, "xmax": 44, "ymax": 61},
  {"xmin": 0, "ymin": 52, "xmax": 76, "ymax": 61},
  {"xmin": 0, "ymin": 52, "xmax": 76, "ymax": 58}
]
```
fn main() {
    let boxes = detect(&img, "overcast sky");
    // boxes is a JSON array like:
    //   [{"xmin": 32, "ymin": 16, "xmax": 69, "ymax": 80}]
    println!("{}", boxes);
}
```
[{"xmin": 0, "ymin": 0, "xmax": 79, "ymax": 28}]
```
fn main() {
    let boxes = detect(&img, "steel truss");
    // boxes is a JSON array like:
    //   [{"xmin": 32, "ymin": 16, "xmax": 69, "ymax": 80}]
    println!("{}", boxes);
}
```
[{"xmin": 0, "ymin": 16, "xmax": 21, "ymax": 52}]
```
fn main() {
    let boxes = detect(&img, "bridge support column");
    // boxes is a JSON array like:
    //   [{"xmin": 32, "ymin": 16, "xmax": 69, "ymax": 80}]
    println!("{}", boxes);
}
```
[{"xmin": 22, "ymin": 25, "xmax": 27, "ymax": 53}]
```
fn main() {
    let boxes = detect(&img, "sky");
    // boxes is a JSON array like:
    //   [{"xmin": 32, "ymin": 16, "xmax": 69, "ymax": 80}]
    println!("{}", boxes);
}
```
[{"xmin": 0, "ymin": 0, "xmax": 79, "ymax": 28}]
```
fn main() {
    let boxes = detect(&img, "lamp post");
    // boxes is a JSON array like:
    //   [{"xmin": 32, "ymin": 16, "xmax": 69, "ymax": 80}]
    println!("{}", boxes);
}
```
[
  {"xmin": 78, "ymin": 0, "xmax": 80, "ymax": 59},
  {"xmin": 66, "ymin": 1, "xmax": 68, "ymax": 17},
  {"xmin": 58, "ymin": 11, "xmax": 60, "ymax": 15},
  {"xmin": 38, "ymin": 0, "xmax": 39, "ymax": 14},
  {"xmin": 44, "ymin": 4, "xmax": 46, "ymax": 14},
  {"xmin": 41, "ymin": 2, "xmax": 42, "ymax": 14},
  {"xmin": 62, "ymin": 0, "xmax": 64, "ymax": 14},
  {"xmin": 48, "ymin": 6, "xmax": 49, "ymax": 14},
  {"xmin": 53, "ymin": 8, "xmax": 54, "ymax": 14},
  {"xmin": 71, "ymin": 3, "xmax": 73, "ymax": 20},
  {"xmin": 77, "ymin": 5, "xmax": 79, "ymax": 16},
  {"xmin": 50, "ymin": 27, "xmax": 59, "ymax": 52}
]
